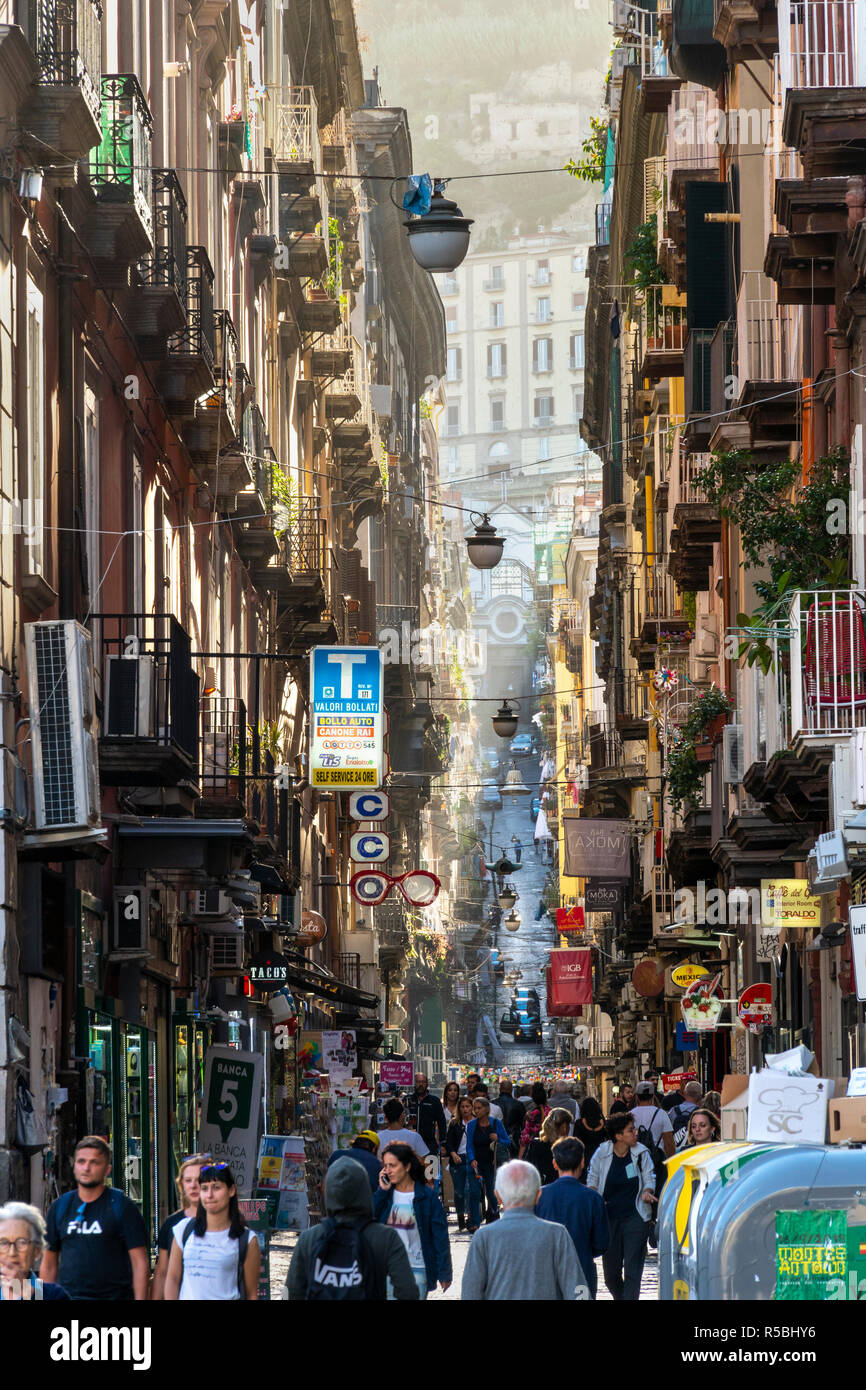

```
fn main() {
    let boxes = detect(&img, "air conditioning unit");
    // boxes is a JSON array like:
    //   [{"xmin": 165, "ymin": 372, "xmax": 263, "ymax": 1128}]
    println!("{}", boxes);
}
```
[
  {"xmin": 818, "ymin": 830, "xmax": 849, "ymax": 879},
  {"xmin": 25, "ymin": 620, "xmax": 101, "ymax": 831},
  {"xmin": 574, "ymin": 764, "xmax": 589, "ymax": 790},
  {"xmin": 209, "ymin": 932, "xmax": 245, "ymax": 973},
  {"xmin": 104, "ymin": 654, "xmax": 155, "ymax": 737},
  {"xmin": 830, "ymin": 732, "xmax": 866, "ymax": 829},
  {"xmin": 191, "ymin": 888, "xmax": 233, "ymax": 917},
  {"xmin": 723, "ymin": 723, "xmax": 745, "ymax": 784}
]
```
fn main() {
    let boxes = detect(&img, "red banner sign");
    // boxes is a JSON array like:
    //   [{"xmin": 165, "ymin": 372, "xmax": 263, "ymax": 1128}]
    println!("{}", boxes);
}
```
[
  {"xmin": 556, "ymin": 904, "xmax": 586, "ymax": 932},
  {"xmin": 547, "ymin": 948, "xmax": 592, "ymax": 1016},
  {"xmin": 662, "ymin": 1070, "xmax": 697, "ymax": 1094}
]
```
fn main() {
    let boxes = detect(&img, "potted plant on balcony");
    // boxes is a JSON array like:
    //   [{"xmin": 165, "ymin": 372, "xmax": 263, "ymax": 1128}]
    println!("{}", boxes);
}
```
[{"xmin": 684, "ymin": 684, "xmax": 735, "ymax": 762}]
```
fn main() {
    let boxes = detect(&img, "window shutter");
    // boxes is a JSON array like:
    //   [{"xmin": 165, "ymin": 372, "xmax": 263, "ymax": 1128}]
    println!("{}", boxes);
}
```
[
  {"xmin": 487, "ymin": 344, "xmax": 493, "ymax": 373},
  {"xmin": 532, "ymin": 341, "xmax": 538, "ymax": 371},
  {"xmin": 686, "ymin": 182, "xmax": 733, "ymax": 330},
  {"xmin": 546, "ymin": 339, "xmax": 553, "ymax": 371},
  {"xmin": 501, "ymin": 343, "xmax": 507, "ymax": 372}
]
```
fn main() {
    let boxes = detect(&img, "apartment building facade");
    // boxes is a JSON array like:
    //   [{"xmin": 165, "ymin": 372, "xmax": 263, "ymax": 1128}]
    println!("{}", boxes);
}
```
[
  {"xmin": 0, "ymin": 0, "xmax": 446, "ymax": 1220},
  {"xmin": 578, "ymin": 0, "xmax": 866, "ymax": 1092}
]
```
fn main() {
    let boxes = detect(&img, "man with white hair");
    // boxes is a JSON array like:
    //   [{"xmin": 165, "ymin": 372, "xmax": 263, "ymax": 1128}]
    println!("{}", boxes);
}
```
[{"xmin": 461, "ymin": 1160, "xmax": 586, "ymax": 1301}]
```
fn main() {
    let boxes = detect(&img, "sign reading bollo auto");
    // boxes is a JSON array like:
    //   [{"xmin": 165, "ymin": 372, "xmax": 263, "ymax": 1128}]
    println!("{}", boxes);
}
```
[
  {"xmin": 199, "ymin": 1045, "xmax": 264, "ymax": 1197},
  {"xmin": 310, "ymin": 646, "xmax": 384, "ymax": 788}
]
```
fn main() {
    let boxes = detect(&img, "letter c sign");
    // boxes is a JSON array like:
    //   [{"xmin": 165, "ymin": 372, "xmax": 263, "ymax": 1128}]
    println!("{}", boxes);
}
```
[
  {"xmin": 350, "ymin": 831, "xmax": 390, "ymax": 863},
  {"xmin": 348, "ymin": 790, "xmax": 390, "ymax": 822}
]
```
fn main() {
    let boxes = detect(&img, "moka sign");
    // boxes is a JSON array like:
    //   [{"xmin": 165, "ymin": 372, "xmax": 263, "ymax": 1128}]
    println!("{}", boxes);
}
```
[
  {"xmin": 585, "ymin": 880, "xmax": 623, "ymax": 912},
  {"xmin": 563, "ymin": 819, "xmax": 631, "ymax": 879}
]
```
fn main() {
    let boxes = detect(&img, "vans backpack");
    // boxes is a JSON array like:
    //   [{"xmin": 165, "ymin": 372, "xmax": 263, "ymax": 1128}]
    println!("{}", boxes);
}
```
[
  {"xmin": 636, "ymin": 1113, "xmax": 668, "ymax": 1196},
  {"xmin": 304, "ymin": 1217, "xmax": 383, "ymax": 1300}
]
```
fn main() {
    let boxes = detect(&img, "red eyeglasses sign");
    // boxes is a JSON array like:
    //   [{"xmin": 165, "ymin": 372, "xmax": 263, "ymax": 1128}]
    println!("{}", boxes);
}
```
[{"xmin": 350, "ymin": 869, "xmax": 441, "ymax": 907}]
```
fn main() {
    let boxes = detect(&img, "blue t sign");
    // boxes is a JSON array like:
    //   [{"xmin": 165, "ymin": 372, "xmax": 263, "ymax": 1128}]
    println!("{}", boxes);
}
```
[{"xmin": 310, "ymin": 646, "xmax": 384, "ymax": 788}]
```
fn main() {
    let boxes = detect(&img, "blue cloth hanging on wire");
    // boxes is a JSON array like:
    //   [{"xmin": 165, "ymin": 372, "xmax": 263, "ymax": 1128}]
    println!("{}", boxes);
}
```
[{"xmin": 403, "ymin": 173, "xmax": 433, "ymax": 216}]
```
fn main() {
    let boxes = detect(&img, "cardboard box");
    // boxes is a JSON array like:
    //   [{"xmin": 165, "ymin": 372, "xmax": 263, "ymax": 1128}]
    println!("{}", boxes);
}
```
[
  {"xmin": 746, "ymin": 1071, "xmax": 834, "ymax": 1145},
  {"xmin": 828, "ymin": 1097, "xmax": 866, "ymax": 1143},
  {"xmin": 720, "ymin": 1073, "xmax": 749, "ymax": 1142}
]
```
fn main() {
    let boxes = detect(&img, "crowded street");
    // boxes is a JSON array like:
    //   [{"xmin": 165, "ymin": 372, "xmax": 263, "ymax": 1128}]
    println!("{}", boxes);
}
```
[{"xmin": 1, "ymin": 0, "xmax": 865, "ymax": 1352}]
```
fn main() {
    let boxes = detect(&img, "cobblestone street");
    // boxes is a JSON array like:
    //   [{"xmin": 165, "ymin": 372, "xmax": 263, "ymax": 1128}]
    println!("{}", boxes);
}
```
[{"xmin": 269, "ymin": 1210, "xmax": 659, "ymax": 1301}]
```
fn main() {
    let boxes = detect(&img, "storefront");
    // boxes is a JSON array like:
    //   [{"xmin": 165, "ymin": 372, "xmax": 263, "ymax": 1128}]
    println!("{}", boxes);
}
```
[
  {"xmin": 171, "ymin": 1014, "xmax": 212, "ymax": 1176},
  {"xmin": 81, "ymin": 1010, "xmax": 160, "ymax": 1240}
]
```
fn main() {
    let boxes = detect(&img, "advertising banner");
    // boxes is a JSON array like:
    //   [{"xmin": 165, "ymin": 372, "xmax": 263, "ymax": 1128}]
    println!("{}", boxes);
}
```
[
  {"xmin": 761, "ymin": 878, "xmax": 821, "ymax": 928},
  {"xmin": 662, "ymin": 1069, "xmax": 697, "ymax": 1093},
  {"xmin": 310, "ymin": 646, "xmax": 384, "ymax": 788},
  {"xmin": 563, "ymin": 819, "xmax": 632, "ymax": 879},
  {"xmin": 585, "ymin": 879, "xmax": 624, "ymax": 911},
  {"xmin": 548, "ymin": 948, "xmax": 593, "ymax": 1016},
  {"xmin": 322, "ymin": 1029, "xmax": 358, "ymax": 1085},
  {"xmin": 776, "ymin": 1210, "xmax": 848, "ymax": 1300},
  {"xmin": 199, "ymin": 1045, "xmax": 264, "ymax": 1197},
  {"xmin": 380, "ymin": 1060, "xmax": 414, "ymax": 1089},
  {"xmin": 556, "ymin": 904, "xmax": 585, "ymax": 932}
]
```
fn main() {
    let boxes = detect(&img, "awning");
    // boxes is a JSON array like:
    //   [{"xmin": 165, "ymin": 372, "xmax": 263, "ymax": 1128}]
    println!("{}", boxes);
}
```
[
  {"xmin": 117, "ymin": 819, "xmax": 254, "ymax": 876},
  {"xmin": 285, "ymin": 957, "xmax": 378, "ymax": 1010}
]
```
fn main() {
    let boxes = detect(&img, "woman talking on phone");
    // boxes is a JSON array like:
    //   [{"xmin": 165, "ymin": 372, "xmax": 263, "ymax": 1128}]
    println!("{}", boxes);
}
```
[{"xmin": 373, "ymin": 1143, "xmax": 452, "ymax": 1299}]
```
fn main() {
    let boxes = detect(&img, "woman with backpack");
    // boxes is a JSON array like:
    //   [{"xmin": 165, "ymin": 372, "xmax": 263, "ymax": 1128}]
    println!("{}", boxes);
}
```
[
  {"xmin": 164, "ymin": 1162, "xmax": 260, "ymax": 1300},
  {"xmin": 586, "ymin": 1112, "xmax": 657, "ymax": 1301},
  {"xmin": 517, "ymin": 1081, "xmax": 550, "ymax": 1156},
  {"xmin": 373, "ymin": 1142, "xmax": 452, "ymax": 1299},
  {"xmin": 573, "ymin": 1097, "xmax": 608, "ymax": 1181},
  {"xmin": 524, "ymin": 1107, "xmax": 573, "ymax": 1186}
]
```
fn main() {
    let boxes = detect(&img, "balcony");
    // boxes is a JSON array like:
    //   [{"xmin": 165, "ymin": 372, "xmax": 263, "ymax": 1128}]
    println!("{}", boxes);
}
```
[
  {"xmin": 253, "ymin": 504, "xmax": 332, "ymax": 639},
  {"xmin": 789, "ymin": 591, "xmax": 866, "ymax": 740},
  {"xmin": 84, "ymin": 74, "xmax": 153, "ymax": 270},
  {"xmin": 640, "ymin": 286, "xmax": 687, "ymax": 379},
  {"xmin": 285, "ymin": 232, "xmax": 328, "ymax": 279},
  {"xmin": 612, "ymin": 671, "xmax": 652, "ymax": 740},
  {"xmin": 183, "ymin": 309, "xmax": 240, "ymax": 473},
  {"xmin": 682, "ymin": 326, "xmax": 714, "ymax": 447},
  {"xmin": 310, "ymin": 324, "xmax": 353, "ymax": 379},
  {"xmin": 19, "ymin": 0, "xmax": 102, "ymax": 163},
  {"xmin": 666, "ymin": 85, "xmax": 722, "ymax": 204},
  {"xmin": 713, "ymin": 0, "xmax": 779, "ymax": 57},
  {"xmin": 780, "ymin": 0, "xmax": 866, "ymax": 175},
  {"xmin": 376, "ymin": 898, "xmax": 410, "ymax": 963},
  {"xmin": 482, "ymin": 276, "xmax": 505, "ymax": 292},
  {"xmin": 595, "ymin": 202, "xmax": 611, "ymax": 247},
  {"xmin": 734, "ymin": 271, "xmax": 800, "ymax": 440},
  {"xmin": 668, "ymin": 451, "xmax": 721, "ymax": 590},
  {"xmin": 278, "ymin": 187, "xmax": 322, "ymax": 237},
  {"xmin": 160, "ymin": 247, "xmax": 216, "ymax": 418},
  {"xmin": 298, "ymin": 284, "xmax": 341, "ymax": 335},
  {"xmin": 198, "ymin": 697, "xmax": 289, "ymax": 861},
  {"xmin": 92, "ymin": 614, "xmax": 199, "ymax": 788},
  {"xmin": 271, "ymin": 85, "xmax": 319, "ymax": 177},
  {"xmin": 130, "ymin": 171, "xmax": 188, "ymax": 354}
]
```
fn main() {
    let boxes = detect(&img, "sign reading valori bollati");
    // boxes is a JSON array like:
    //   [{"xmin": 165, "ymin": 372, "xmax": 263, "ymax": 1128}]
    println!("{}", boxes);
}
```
[
  {"xmin": 563, "ymin": 819, "xmax": 631, "ymax": 879},
  {"xmin": 761, "ymin": 877, "xmax": 820, "ymax": 928},
  {"xmin": 199, "ymin": 1045, "xmax": 264, "ymax": 1197},
  {"xmin": 776, "ymin": 1210, "xmax": 847, "ymax": 1300},
  {"xmin": 310, "ymin": 646, "xmax": 384, "ymax": 788}
]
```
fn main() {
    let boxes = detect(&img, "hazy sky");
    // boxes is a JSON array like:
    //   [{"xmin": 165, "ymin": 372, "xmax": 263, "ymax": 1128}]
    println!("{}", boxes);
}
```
[{"xmin": 354, "ymin": 0, "xmax": 610, "ymax": 247}]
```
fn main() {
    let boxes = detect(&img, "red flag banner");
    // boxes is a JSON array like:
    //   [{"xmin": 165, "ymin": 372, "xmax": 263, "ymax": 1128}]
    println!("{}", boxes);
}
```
[
  {"xmin": 548, "ymin": 948, "xmax": 593, "ymax": 1016},
  {"xmin": 556, "ymin": 904, "xmax": 585, "ymax": 932}
]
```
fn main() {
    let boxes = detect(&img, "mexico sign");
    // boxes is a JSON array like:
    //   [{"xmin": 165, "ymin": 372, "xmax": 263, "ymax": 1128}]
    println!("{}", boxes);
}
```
[{"xmin": 310, "ymin": 646, "xmax": 384, "ymax": 788}]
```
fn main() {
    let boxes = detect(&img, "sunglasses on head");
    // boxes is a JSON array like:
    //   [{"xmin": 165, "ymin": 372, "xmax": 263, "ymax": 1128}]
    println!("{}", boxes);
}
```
[{"xmin": 199, "ymin": 1162, "xmax": 232, "ymax": 1181}]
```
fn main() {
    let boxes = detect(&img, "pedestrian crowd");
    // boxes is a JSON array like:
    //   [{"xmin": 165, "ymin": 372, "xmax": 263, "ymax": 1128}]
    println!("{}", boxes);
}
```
[{"xmin": 0, "ymin": 1069, "xmax": 723, "ymax": 1302}]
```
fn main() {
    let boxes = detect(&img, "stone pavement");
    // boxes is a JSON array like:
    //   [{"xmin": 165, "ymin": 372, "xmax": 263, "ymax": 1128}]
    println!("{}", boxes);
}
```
[{"xmin": 269, "ymin": 1211, "xmax": 659, "ymax": 1301}]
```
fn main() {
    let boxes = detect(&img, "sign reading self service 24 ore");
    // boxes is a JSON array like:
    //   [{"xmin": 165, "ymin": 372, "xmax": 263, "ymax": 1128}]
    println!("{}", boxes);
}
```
[{"xmin": 310, "ymin": 646, "xmax": 384, "ymax": 788}]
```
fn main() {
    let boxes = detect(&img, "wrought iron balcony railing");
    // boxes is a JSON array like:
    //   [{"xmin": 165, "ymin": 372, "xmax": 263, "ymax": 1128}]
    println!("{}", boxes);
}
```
[
  {"xmin": 167, "ymin": 245, "xmax": 215, "ymax": 371},
  {"xmin": 140, "ymin": 169, "xmax": 188, "ymax": 298},
  {"xmin": 23, "ymin": 0, "xmax": 101, "ymax": 123},
  {"xmin": 90, "ymin": 73, "xmax": 153, "ymax": 239}
]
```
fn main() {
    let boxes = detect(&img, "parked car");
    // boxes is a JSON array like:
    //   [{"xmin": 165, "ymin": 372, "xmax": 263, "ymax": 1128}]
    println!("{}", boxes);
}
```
[
  {"xmin": 510, "ymin": 733, "xmax": 533, "ymax": 757},
  {"xmin": 483, "ymin": 748, "xmax": 501, "ymax": 774},
  {"xmin": 480, "ymin": 779, "xmax": 502, "ymax": 808}
]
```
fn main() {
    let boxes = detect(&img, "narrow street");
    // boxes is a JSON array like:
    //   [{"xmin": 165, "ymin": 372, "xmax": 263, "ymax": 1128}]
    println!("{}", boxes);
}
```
[{"xmin": 477, "ymin": 788, "xmax": 557, "ymax": 1065}]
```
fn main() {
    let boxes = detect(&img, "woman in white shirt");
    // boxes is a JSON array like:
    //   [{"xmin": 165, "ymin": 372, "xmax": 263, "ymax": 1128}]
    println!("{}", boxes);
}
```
[
  {"xmin": 165, "ymin": 1162, "xmax": 261, "ymax": 1300},
  {"xmin": 446, "ymin": 1096, "xmax": 481, "ymax": 1233}
]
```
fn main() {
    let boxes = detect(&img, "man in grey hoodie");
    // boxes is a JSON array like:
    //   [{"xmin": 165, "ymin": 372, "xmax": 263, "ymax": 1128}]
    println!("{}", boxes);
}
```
[
  {"xmin": 461, "ymin": 1160, "xmax": 587, "ymax": 1301},
  {"xmin": 285, "ymin": 1157, "xmax": 419, "ymax": 1300}
]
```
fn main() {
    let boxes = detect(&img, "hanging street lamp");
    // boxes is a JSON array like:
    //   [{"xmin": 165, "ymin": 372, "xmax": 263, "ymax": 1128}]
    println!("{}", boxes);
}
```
[
  {"xmin": 504, "ymin": 909, "xmax": 521, "ymax": 932},
  {"xmin": 498, "ymin": 883, "xmax": 518, "ymax": 911},
  {"xmin": 466, "ymin": 512, "xmax": 505, "ymax": 569},
  {"xmin": 503, "ymin": 763, "xmax": 532, "ymax": 803},
  {"xmin": 404, "ymin": 184, "xmax": 474, "ymax": 274},
  {"xmin": 491, "ymin": 699, "xmax": 519, "ymax": 739}
]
